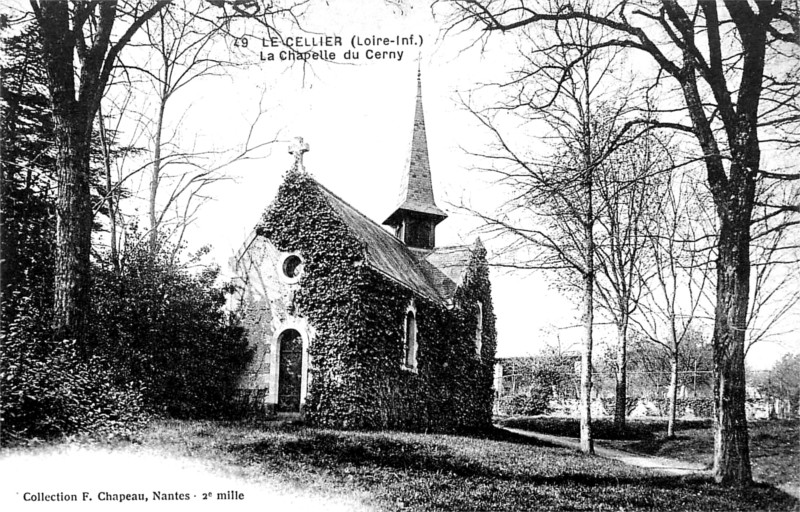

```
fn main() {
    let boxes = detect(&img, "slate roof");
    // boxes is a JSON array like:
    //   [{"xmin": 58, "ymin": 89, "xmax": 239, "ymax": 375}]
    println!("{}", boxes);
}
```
[
  {"xmin": 422, "ymin": 246, "xmax": 476, "ymax": 298},
  {"xmin": 383, "ymin": 72, "xmax": 447, "ymax": 227},
  {"xmin": 316, "ymin": 181, "xmax": 472, "ymax": 304}
]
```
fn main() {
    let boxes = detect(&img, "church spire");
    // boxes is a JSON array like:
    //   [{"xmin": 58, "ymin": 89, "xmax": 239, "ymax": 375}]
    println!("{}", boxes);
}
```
[{"xmin": 383, "ymin": 69, "xmax": 447, "ymax": 250}]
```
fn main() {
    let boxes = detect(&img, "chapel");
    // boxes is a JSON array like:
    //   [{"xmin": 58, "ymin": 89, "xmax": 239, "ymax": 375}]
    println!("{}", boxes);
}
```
[{"xmin": 230, "ymin": 72, "xmax": 496, "ymax": 431}]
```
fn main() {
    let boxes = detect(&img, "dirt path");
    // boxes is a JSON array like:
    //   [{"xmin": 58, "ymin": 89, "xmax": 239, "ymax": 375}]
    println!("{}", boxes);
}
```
[
  {"xmin": 499, "ymin": 425, "xmax": 800, "ymax": 499},
  {"xmin": 498, "ymin": 426, "xmax": 710, "ymax": 477}
]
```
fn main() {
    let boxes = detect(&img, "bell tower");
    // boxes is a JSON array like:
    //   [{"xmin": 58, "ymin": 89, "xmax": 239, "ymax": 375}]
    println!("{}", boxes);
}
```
[{"xmin": 383, "ymin": 69, "xmax": 447, "ymax": 250}]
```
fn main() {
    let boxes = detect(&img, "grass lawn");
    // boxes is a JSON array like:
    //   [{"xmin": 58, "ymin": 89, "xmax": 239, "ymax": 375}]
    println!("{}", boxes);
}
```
[
  {"xmin": 498, "ymin": 416, "xmax": 800, "ymax": 493},
  {"xmin": 114, "ymin": 419, "xmax": 798, "ymax": 511}
]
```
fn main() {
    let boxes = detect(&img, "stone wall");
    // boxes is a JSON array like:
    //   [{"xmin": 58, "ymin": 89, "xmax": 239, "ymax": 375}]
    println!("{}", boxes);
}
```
[
  {"xmin": 534, "ymin": 397, "xmax": 798, "ymax": 420},
  {"xmin": 231, "ymin": 233, "xmax": 314, "ymax": 413}
]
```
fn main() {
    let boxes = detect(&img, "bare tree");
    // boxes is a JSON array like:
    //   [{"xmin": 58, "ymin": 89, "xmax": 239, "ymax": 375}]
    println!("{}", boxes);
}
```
[
  {"xmin": 745, "ymin": 182, "xmax": 800, "ymax": 353},
  {"xmin": 641, "ymin": 174, "xmax": 799, "ymax": 434},
  {"xmin": 634, "ymin": 170, "xmax": 714, "ymax": 437},
  {"xmin": 29, "ymin": 0, "xmax": 298, "ymax": 337},
  {"xmin": 593, "ymin": 128, "xmax": 668, "ymax": 430},
  {"xmin": 97, "ymin": 104, "xmax": 121, "ymax": 273},
  {"xmin": 459, "ymin": 13, "xmax": 644, "ymax": 453},
  {"xmin": 31, "ymin": 0, "xmax": 171, "ymax": 338},
  {"xmin": 445, "ymin": 0, "xmax": 800, "ymax": 485},
  {"xmin": 96, "ymin": 1, "xmax": 282, "ymax": 260},
  {"xmin": 126, "ymin": 1, "xmax": 237, "ymax": 255},
  {"xmin": 93, "ymin": 83, "xmax": 150, "ymax": 273},
  {"xmin": 620, "ymin": 327, "xmax": 712, "ymax": 400}
]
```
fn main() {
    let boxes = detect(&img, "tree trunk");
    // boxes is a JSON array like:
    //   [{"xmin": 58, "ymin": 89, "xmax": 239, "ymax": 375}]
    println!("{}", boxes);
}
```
[
  {"xmin": 149, "ymin": 100, "xmax": 166, "ymax": 255},
  {"xmin": 580, "ymin": 265, "xmax": 594, "ymax": 454},
  {"xmin": 614, "ymin": 319, "xmax": 628, "ymax": 431},
  {"xmin": 51, "ymin": 113, "xmax": 92, "ymax": 339},
  {"xmin": 712, "ymin": 206, "xmax": 753, "ymax": 485},
  {"xmin": 35, "ymin": 1, "xmax": 95, "ymax": 339},
  {"xmin": 578, "ymin": 48, "xmax": 595, "ymax": 455},
  {"xmin": 34, "ymin": 0, "xmax": 170, "ymax": 339},
  {"xmin": 580, "ymin": 170, "xmax": 595, "ymax": 454},
  {"xmin": 667, "ymin": 350, "xmax": 679, "ymax": 438},
  {"xmin": 98, "ymin": 106, "xmax": 119, "ymax": 274}
]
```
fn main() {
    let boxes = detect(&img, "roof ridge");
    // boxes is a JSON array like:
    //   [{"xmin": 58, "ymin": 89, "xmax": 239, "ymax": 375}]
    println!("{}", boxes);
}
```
[
  {"xmin": 311, "ymin": 178, "xmax": 449, "ymax": 302},
  {"xmin": 316, "ymin": 181, "xmax": 470, "ymax": 257},
  {"xmin": 311, "ymin": 178, "xmax": 408, "ymax": 248}
]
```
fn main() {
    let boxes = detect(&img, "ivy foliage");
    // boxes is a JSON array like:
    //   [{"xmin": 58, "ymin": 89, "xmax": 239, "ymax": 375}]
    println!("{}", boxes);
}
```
[{"xmin": 257, "ymin": 170, "xmax": 497, "ymax": 432}]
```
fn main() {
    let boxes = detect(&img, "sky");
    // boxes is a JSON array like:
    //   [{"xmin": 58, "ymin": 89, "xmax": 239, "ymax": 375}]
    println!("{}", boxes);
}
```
[
  {"xmin": 2, "ymin": 0, "xmax": 795, "ymax": 369},
  {"xmin": 165, "ymin": 0, "xmax": 794, "ymax": 370},
  {"xmin": 171, "ymin": 0, "xmax": 583, "ymax": 361}
]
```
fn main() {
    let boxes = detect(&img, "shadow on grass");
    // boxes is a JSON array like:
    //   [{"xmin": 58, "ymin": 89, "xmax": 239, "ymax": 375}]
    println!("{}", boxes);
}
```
[
  {"xmin": 231, "ymin": 430, "xmax": 520, "ymax": 477},
  {"xmin": 224, "ymin": 425, "xmax": 798, "ymax": 510},
  {"xmin": 463, "ymin": 425, "xmax": 566, "ymax": 448}
]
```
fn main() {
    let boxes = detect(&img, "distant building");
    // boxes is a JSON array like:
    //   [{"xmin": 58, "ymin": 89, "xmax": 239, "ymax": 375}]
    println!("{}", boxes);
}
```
[{"xmin": 230, "ymin": 73, "xmax": 497, "ymax": 431}]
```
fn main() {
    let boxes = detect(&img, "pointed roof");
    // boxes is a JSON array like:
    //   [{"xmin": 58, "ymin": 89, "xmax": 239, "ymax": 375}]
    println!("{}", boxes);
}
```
[
  {"xmin": 383, "ymin": 70, "xmax": 448, "ymax": 226},
  {"xmin": 242, "ymin": 164, "xmax": 479, "ymax": 304},
  {"xmin": 312, "ymin": 179, "xmax": 476, "ymax": 303},
  {"xmin": 317, "ymin": 182, "xmax": 444, "ymax": 301}
]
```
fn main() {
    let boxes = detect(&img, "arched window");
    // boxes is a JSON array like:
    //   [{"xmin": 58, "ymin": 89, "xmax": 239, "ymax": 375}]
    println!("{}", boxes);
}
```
[
  {"xmin": 475, "ymin": 302, "xmax": 483, "ymax": 357},
  {"xmin": 404, "ymin": 311, "xmax": 418, "ymax": 370}
]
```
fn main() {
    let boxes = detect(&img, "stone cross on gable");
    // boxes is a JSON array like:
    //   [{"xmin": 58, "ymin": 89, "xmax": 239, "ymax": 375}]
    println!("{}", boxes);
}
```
[{"xmin": 289, "ymin": 136, "xmax": 310, "ymax": 171}]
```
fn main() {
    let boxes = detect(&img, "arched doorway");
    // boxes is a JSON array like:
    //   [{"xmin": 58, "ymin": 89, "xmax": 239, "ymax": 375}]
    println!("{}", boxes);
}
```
[{"xmin": 277, "ymin": 329, "xmax": 303, "ymax": 412}]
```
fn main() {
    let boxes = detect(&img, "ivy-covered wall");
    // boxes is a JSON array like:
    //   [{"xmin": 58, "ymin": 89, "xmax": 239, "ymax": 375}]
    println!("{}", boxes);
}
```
[{"xmin": 253, "ymin": 170, "xmax": 497, "ymax": 432}]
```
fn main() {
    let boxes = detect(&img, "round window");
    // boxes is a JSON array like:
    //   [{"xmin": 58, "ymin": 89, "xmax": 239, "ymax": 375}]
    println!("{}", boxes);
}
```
[{"xmin": 282, "ymin": 254, "xmax": 303, "ymax": 279}]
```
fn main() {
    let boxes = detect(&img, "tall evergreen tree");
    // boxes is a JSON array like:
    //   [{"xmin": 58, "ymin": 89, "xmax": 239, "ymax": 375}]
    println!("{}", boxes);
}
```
[
  {"xmin": 1, "ymin": 23, "xmax": 125, "ymax": 321},
  {"xmin": 1, "ymin": 25, "xmax": 58, "ymax": 320}
]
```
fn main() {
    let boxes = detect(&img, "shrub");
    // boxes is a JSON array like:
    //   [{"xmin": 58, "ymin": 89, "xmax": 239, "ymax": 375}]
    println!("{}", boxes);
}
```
[
  {"xmin": 87, "ymin": 239, "xmax": 252, "ymax": 419},
  {"xmin": 599, "ymin": 397, "xmax": 640, "ymax": 416},
  {"xmin": 495, "ymin": 353, "xmax": 574, "ymax": 416},
  {"xmin": 1, "ymin": 299, "xmax": 145, "ymax": 442},
  {"xmin": 651, "ymin": 397, "xmax": 715, "ymax": 418},
  {"xmin": 496, "ymin": 386, "xmax": 552, "ymax": 416}
]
